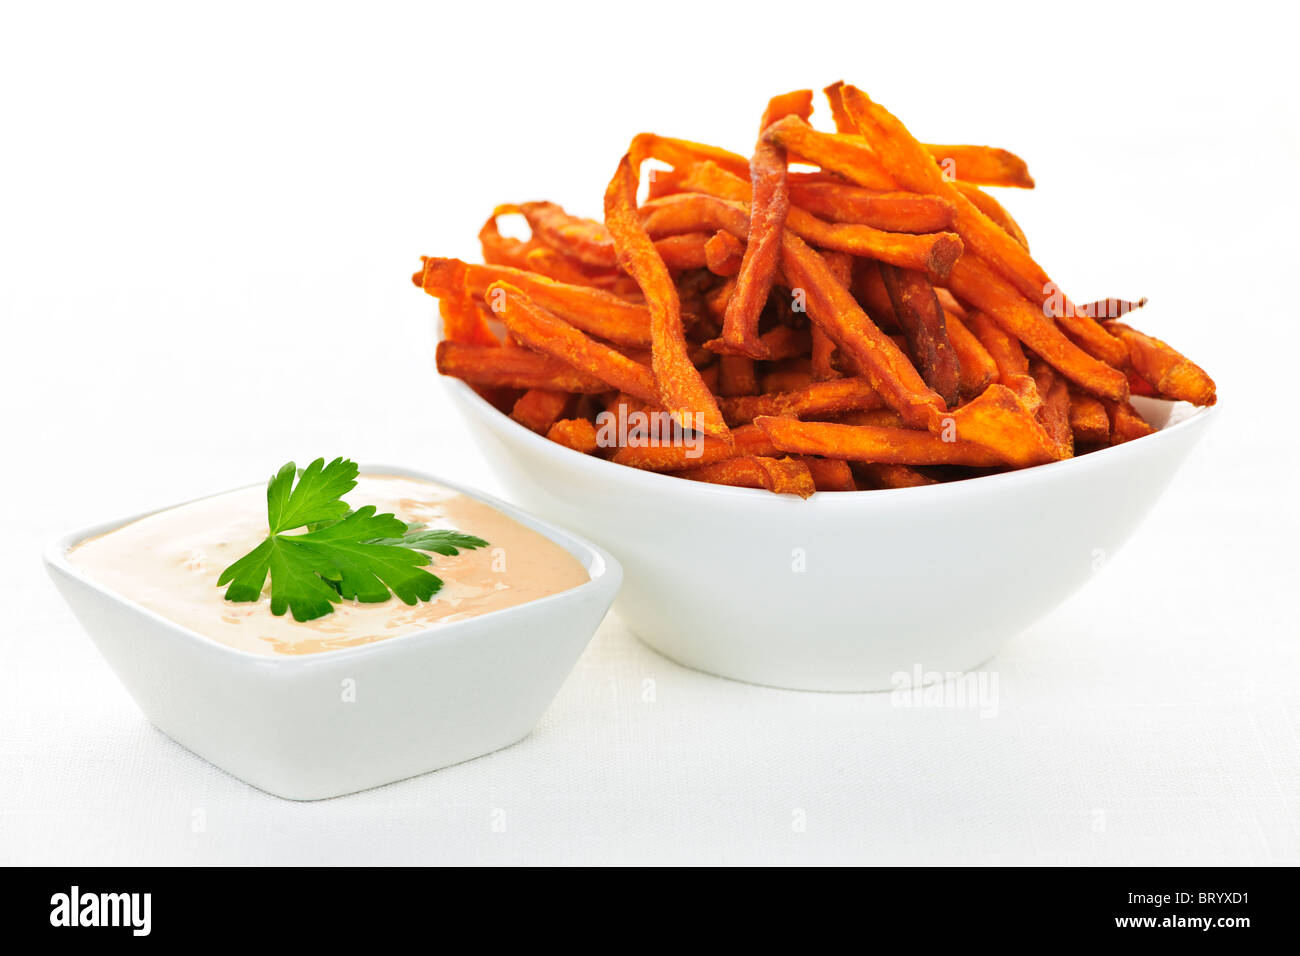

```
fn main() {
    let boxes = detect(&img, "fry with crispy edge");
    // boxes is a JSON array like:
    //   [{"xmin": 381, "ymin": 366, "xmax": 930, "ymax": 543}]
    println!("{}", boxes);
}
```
[
  {"xmin": 436, "ymin": 340, "xmax": 609, "ymax": 393},
  {"xmin": 604, "ymin": 154, "xmax": 729, "ymax": 440},
  {"xmin": 1104, "ymin": 321, "xmax": 1217, "ymax": 406},
  {"xmin": 671, "ymin": 455, "xmax": 816, "ymax": 497},
  {"xmin": 754, "ymin": 415, "xmax": 1007, "ymax": 467},
  {"xmin": 878, "ymin": 263, "xmax": 962, "ymax": 407},
  {"xmin": 545, "ymin": 417, "xmax": 600, "ymax": 454},
  {"xmin": 489, "ymin": 280, "xmax": 659, "ymax": 402}
]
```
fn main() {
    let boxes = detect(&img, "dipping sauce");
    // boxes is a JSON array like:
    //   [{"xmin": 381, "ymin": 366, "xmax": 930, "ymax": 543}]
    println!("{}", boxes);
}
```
[{"xmin": 67, "ymin": 475, "xmax": 590, "ymax": 656}]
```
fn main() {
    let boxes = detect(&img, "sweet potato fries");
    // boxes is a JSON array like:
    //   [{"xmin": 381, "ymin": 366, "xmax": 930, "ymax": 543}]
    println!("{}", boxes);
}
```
[{"xmin": 419, "ymin": 82, "xmax": 1216, "ymax": 496}]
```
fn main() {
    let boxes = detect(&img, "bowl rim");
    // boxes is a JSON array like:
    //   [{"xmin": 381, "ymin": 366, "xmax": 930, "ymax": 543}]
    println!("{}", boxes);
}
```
[
  {"xmin": 44, "ymin": 463, "xmax": 622, "ymax": 666},
  {"xmin": 446, "ymin": 377, "xmax": 1219, "ymax": 507}
]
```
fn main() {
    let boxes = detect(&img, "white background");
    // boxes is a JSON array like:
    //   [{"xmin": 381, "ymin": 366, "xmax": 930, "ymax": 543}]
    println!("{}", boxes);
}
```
[{"xmin": 2, "ymin": 1, "xmax": 1297, "ymax": 865}]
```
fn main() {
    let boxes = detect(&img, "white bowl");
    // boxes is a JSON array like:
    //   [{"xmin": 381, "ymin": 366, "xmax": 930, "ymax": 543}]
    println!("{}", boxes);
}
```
[
  {"xmin": 447, "ymin": 380, "xmax": 1216, "ymax": 691},
  {"xmin": 44, "ymin": 465, "xmax": 621, "ymax": 800}
]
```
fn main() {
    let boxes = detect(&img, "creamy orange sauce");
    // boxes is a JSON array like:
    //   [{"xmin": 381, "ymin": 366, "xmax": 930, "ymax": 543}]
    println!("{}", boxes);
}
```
[{"xmin": 67, "ymin": 475, "xmax": 590, "ymax": 657}]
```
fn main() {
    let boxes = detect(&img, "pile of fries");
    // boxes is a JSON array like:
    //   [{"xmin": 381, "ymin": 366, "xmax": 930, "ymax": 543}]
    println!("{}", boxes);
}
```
[{"xmin": 417, "ymin": 83, "xmax": 1216, "ymax": 496}]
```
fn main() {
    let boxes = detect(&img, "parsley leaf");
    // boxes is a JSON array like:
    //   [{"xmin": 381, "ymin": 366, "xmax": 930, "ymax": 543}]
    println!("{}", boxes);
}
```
[
  {"xmin": 217, "ymin": 458, "xmax": 488, "ymax": 622},
  {"xmin": 368, "ymin": 527, "xmax": 489, "ymax": 555}
]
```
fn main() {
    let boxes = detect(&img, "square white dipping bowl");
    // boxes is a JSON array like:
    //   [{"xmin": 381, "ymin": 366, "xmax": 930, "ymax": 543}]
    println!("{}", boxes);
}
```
[
  {"xmin": 446, "ymin": 380, "xmax": 1217, "ymax": 692},
  {"xmin": 45, "ymin": 466, "xmax": 621, "ymax": 800}
]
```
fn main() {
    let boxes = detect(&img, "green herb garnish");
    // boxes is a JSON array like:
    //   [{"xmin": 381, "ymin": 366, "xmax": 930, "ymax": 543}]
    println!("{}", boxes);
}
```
[{"xmin": 218, "ymin": 458, "xmax": 487, "ymax": 622}]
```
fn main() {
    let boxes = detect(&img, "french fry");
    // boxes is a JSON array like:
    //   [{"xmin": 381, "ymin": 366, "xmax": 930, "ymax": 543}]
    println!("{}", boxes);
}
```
[
  {"xmin": 939, "ymin": 383, "xmax": 1064, "ymax": 467},
  {"xmin": 839, "ymin": 87, "xmax": 1050, "ymax": 299},
  {"xmin": 478, "ymin": 204, "xmax": 539, "ymax": 268},
  {"xmin": 672, "ymin": 455, "xmax": 816, "ymax": 497},
  {"xmin": 653, "ymin": 232, "xmax": 712, "ymax": 272},
  {"xmin": 629, "ymin": 132, "xmax": 751, "ymax": 180},
  {"xmin": 1105, "ymin": 399, "xmax": 1158, "ymax": 444},
  {"xmin": 826, "ymin": 82, "xmax": 1036, "ymax": 188},
  {"xmin": 520, "ymin": 201, "xmax": 618, "ymax": 269},
  {"xmin": 761, "ymin": 365, "xmax": 816, "ymax": 393},
  {"xmin": 1080, "ymin": 297, "xmax": 1147, "ymax": 320},
  {"xmin": 718, "ymin": 355, "xmax": 758, "ymax": 397},
  {"xmin": 704, "ymin": 230, "xmax": 745, "ymax": 276},
  {"xmin": 675, "ymin": 161, "xmax": 963, "ymax": 281},
  {"xmin": 424, "ymin": 258, "xmax": 653, "ymax": 348},
  {"xmin": 429, "ymin": 258, "xmax": 499, "ymax": 346},
  {"xmin": 822, "ymin": 80, "xmax": 855, "ymax": 133},
  {"xmin": 878, "ymin": 263, "xmax": 962, "ymax": 407},
  {"xmin": 810, "ymin": 325, "xmax": 840, "ymax": 380},
  {"xmin": 944, "ymin": 312, "xmax": 997, "ymax": 400},
  {"xmin": 1067, "ymin": 390, "xmax": 1110, "ymax": 445},
  {"xmin": 719, "ymin": 378, "xmax": 884, "ymax": 427},
  {"xmin": 788, "ymin": 181, "xmax": 955, "ymax": 234},
  {"xmin": 800, "ymin": 456, "xmax": 857, "ymax": 491},
  {"xmin": 522, "ymin": 246, "xmax": 609, "ymax": 286},
  {"xmin": 928, "ymin": 145, "xmax": 1035, "ymax": 189},
  {"xmin": 1029, "ymin": 359, "xmax": 1075, "ymax": 457},
  {"xmin": 953, "ymin": 182, "xmax": 1029, "ymax": 249},
  {"xmin": 436, "ymin": 340, "xmax": 610, "ymax": 393},
  {"xmin": 965, "ymin": 310, "xmax": 1030, "ymax": 380},
  {"xmin": 760, "ymin": 89, "xmax": 814, "ymax": 127},
  {"xmin": 763, "ymin": 115, "xmax": 895, "ymax": 189},
  {"xmin": 946, "ymin": 256, "xmax": 1129, "ymax": 401},
  {"xmin": 604, "ymin": 154, "xmax": 729, "ymax": 439},
  {"xmin": 719, "ymin": 93, "xmax": 798, "ymax": 357},
  {"xmin": 780, "ymin": 230, "xmax": 948, "ymax": 428},
  {"xmin": 611, "ymin": 423, "xmax": 775, "ymax": 471},
  {"xmin": 757, "ymin": 325, "xmax": 812, "ymax": 361},
  {"xmin": 754, "ymin": 415, "xmax": 1007, "ymax": 467},
  {"xmin": 545, "ymin": 417, "xmax": 601, "ymax": 454},
  {"xmin": 853, "ymin": 462, "xmax": 938, "ymax": 489},
  {"xmin": 1104, "ymin": 321, "xmax": 1217, "ymax": 406},
  {"xmin": 510, "ymin": 389, "xmax": 570, "ymax": 434},
  {"xmin": 489, "ymin": 280, "xmax": 659, "ymax": 402}
]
